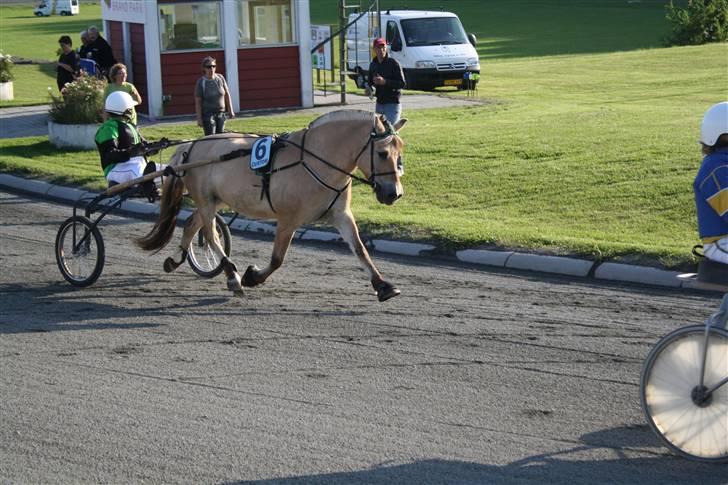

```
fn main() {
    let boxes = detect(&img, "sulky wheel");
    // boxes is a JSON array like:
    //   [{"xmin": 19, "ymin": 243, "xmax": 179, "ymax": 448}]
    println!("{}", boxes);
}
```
[
  {"xmin": 187, "ymin": 213, "xmax": 232, "ymax": 278},
  {"xmin": 640, "ymin": 324, "xmax": 728, "ymax": 463},
  {"xmin": 55, "ymin": 215, "xmax": 105, "ymax": 287}
]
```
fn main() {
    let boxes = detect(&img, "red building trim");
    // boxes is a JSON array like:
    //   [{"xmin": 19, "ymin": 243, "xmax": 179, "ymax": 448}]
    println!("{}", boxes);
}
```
[
  {"xmin": 161, "ymin": 50, "xmax": 226, "ymax": 116},
  {"xmin": 108, "ymin": 21, "xmax": 123, "ymax": 65},
  {"xmin": 238, "ymin": 47, "xmax": 301, "ymax": 110}
]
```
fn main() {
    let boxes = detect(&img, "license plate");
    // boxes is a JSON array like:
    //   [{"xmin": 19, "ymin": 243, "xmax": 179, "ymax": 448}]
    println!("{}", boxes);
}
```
[{"xmin": 444, "ymin": 79, "xmax": 462, "ymax": 86}]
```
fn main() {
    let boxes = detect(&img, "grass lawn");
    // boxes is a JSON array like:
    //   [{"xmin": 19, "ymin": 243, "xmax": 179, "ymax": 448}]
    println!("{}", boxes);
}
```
[
  {"xmin": 0, "ymin": 2, "xmax": 103, "ymax": 104},
  {"xmin": 0, "ymin": 2, "xmax": 102, "ymax": 62},
  {"xmin": 0, "ymin": 1, "xmax": 724, "ymax": 270}
]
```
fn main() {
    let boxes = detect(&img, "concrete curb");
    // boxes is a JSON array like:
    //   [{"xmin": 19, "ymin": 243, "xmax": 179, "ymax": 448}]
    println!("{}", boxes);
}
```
[{"xmin": 0, "ymin": 174, "xmax": 716, "ymax": 293}]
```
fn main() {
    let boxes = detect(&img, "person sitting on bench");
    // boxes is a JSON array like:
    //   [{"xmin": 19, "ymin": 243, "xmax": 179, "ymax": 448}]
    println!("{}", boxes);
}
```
[
  {"xmin": 95, "ymin": 91, "xmax": 165, "ymax": 197},
  {"xmin": 694, "ymin": 101, "xmax": 728, "ymax": 266}
]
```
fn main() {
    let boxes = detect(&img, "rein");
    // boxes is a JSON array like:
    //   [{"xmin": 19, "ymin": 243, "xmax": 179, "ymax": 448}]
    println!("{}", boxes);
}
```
[{"xmin": 157, "ymin": 116, "xmax": 398, "ymax": 216}]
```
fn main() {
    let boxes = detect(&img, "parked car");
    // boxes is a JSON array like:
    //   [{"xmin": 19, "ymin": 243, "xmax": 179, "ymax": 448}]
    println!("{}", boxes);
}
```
[
  {"xmin": 347, "ymin": 10, "xmax": 480, "ymax": 91},
  {"xmin": 34, "ymin": 0, "xmax": 80, "ymax": 17}
]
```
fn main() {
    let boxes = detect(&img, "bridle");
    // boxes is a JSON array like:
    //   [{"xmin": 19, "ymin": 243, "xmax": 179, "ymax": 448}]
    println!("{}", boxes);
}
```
[{"xmin": 352, "ymin": 116, "xmax": 400, "ymax": 191}]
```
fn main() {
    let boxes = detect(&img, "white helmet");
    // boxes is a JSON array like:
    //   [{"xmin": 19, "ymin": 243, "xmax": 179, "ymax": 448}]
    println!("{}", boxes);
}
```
[
  {"xmin": 700, "ymin": 101, "xmax": 728, "ymax": 147},
  {"xmin": 105, "ymin": 91, "xmax": 137, "ymax": 116}
]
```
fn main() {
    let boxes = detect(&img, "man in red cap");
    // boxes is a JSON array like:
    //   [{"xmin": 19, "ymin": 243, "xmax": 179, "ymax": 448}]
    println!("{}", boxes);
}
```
[{"xmin": 367, "ymin": 37, "xmax": 406, "ymax": 125}]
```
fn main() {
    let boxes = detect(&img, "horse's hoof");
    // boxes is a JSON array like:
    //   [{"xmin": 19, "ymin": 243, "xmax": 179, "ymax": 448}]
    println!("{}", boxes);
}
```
[
  {"xmin": 376, "ymin": 282, "xmax": 401, "ymax": 302},
  {"xmin": 227, "ymin": 273, "xmax": 243, "ymax": 292},
  {"xmin": 163, "ymin": 257, "xmax": 176, "ymax": 273},
  {"xmin": 242, "ymin": 265, "xmax": 261, "ymax": 287}
]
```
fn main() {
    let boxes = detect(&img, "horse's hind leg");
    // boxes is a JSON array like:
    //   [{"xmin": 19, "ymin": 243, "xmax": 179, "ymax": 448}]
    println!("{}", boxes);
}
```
[
  {"xmin": 242, "ymin": 222, "xmax": 296, "ymax": 287},
  {"xmin": 162, "ymin": 210, "xmax": 202, "ymax": 273},
  {"xmin": 197, "ymin": 207, "xmax": 243, "ymax": 294},
  {"xmin": 332, "ymin": 210, "xmax": 400, "ymax": 302}
]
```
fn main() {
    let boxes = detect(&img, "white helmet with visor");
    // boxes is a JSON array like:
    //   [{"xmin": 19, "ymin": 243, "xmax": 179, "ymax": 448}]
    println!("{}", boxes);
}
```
[
  {"xmin": 105, "ymin": 91, "xmax": 137, "ymax": 116},
  {"xmin": 700, "ymin": 101, "xmax": 728, "ymax": 147}
]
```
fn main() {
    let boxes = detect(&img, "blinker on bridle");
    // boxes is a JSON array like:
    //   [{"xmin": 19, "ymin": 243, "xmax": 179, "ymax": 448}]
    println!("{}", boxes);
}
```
[{"xmin": 353, "ymin": 116, "xmax": 400, "ymax": 191}]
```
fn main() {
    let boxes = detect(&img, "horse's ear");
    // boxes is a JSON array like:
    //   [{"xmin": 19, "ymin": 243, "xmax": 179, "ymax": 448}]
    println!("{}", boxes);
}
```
[{"xmin": 394, "ymin": 118, "xmax": 408, "ymax": 132}]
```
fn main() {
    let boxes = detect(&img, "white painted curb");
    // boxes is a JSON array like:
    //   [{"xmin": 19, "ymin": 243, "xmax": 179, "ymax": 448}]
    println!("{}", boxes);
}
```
[
  {"xmin": 507, "ymin": 253, "xmax": 594, "ymax": 277},
  {"xmin": 372, "ymin": 239, "xmax": 435, "ymax": 257},
  {"xmin": 46, "ymin": 185, "xmax": 90, "ymax": 201},
  {"xmin": 456, "ymin": 249, "xmax": 513, "ymax": 267},
  {"xmin": 299, "ymin": 229, "xmax": 344, "ymax": 243},
  {"xmin": 0, "ymin": 174, "xmax": 50, "ymax": 194},
  {"xmin": 594, "ymin": 262, "xmax": 682, "ymax": 288}
]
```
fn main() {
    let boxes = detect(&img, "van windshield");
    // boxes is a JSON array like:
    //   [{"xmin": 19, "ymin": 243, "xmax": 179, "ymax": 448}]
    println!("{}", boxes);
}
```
[{"xmin": 401, "ymin": 17, "xmax": 468, "ymax": 46}]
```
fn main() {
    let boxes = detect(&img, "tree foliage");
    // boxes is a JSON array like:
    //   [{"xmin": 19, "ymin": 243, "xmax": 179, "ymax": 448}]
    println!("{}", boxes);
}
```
[{"xmin": 665, "ymin": 0, "xmax": 728, "ymax": 45}]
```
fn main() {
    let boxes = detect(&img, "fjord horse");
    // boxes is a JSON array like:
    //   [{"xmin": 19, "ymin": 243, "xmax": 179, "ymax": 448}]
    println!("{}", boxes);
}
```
[{"xmin": 137, "ymin": 110, "xmax": 407, "ymax": 301}]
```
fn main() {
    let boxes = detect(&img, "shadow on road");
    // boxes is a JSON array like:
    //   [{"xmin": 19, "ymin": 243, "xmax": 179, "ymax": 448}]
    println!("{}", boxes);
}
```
[
  {"xmin": 0, "ymin": 280, "xmax": 229, "ymax": 334},
  {"xmin": 227, "ymin": 426, "xmax": 721, "ymax": 484}
]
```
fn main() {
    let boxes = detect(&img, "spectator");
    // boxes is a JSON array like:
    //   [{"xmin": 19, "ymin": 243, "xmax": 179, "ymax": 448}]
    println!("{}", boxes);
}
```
[
  {"xmin": 86, "ymin": 26, "xmax": 116, "ymax": 77},
  {"xmin": 194, "ymin": 56, "xmax": 234, "ymax": 135},
  {"xmin": 104, "ymin": 63, "xmax": 142, "ymax": 125},
  {"xmin": 694, "ymin": 101, "xmax": 728, "ymax": 265},
  {"xmin": 56, "ymin": 35, "xmax": 79, "ymax": 92},
  {"xmin": 78, "ymin": 30, "xmax": 91, "ymax": 59},
  {"xmin": 367, "ymin": 37, "xmax": 406, "ymax": 125}
]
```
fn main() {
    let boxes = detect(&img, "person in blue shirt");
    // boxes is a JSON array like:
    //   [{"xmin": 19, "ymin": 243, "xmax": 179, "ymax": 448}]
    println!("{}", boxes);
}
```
[{"xmin": 694, "ymin": 101, "xmax": 728, "ymax": 265}]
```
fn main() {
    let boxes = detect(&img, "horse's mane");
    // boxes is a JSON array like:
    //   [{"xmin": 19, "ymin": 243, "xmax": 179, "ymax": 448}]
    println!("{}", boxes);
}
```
[{"xmin": 308, "ymin": 110, "xmax": 373, "ymax": 130}]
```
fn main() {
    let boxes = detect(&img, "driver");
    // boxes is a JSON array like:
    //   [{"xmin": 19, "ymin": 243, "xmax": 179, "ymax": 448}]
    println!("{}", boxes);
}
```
[
  {"xmin": 95, "ymin": 91, "xmax": 165, "ymax": 195},
  {"xmin": 694, "ymin": 101, "xmax": 728, "ymax": 265}
]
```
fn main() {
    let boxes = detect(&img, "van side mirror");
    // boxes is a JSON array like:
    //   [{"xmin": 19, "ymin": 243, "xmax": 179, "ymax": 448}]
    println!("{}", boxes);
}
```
[
  {"xmin": 468, "ymin": 33, "xmax": 477, "ymax": 46},
  {"xmin": 391, "ymin": 38, "xmax": 402, "ymax": 52}
]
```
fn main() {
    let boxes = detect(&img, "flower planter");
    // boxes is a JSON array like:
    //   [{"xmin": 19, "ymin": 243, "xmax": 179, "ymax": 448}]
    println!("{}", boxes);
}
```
[
  {"xmin": 0, "ymin": 81, "xmax": 13, "ymax": 101},
  {"xmin": 48, "ymin": 121, "xmax": 99, "ymax": 150}
]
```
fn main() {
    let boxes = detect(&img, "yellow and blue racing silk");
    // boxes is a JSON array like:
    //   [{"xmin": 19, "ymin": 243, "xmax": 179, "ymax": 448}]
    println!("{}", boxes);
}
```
[{"xmin": 694, "ymin": 147, "xmax": 728, "ymax": 243}]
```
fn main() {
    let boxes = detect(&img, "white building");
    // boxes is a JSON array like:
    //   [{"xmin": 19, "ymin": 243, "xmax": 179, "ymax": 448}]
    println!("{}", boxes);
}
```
[{"xmin": 101, "ymin": 0, "xmax": 314, "ymax": 119}]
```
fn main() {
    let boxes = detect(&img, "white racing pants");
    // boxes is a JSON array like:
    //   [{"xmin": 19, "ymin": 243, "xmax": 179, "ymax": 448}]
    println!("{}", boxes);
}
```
[
  {"xmin": 704, "ymin": 236, "xmax": 728, "ymax": 265},
  {"xmin": 106, "ymin": 156, "xmax": 165, "ymax": 185}
]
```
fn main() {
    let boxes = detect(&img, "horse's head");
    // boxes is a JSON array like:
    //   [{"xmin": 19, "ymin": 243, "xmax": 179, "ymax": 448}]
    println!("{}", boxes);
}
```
[{"xmin": 357, "ymin": 114, "xmax": 408, "ymax": 205}]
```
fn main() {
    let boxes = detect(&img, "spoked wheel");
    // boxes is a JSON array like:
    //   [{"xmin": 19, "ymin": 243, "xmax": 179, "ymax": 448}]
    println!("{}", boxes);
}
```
[
  {"xmin": 55, "ymin": 216, "xmax": 105, "ymax": 287},
  {"xmin": 640, "ymin": 325, "xmax": 728, "ymax": 463},
  {"xmin": 187, "ymin": 213, "xmax": 232, "ymax": 278}
]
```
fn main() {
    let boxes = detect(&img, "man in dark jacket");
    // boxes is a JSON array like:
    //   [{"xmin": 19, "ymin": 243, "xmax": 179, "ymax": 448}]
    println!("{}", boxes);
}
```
[
  {"xmin": 367, "ymin": 37, "xmax": 406, "ymax": 124},
  {"xmin": 87, "ymin": 26, "xmax": 116, "ymax": 78}
]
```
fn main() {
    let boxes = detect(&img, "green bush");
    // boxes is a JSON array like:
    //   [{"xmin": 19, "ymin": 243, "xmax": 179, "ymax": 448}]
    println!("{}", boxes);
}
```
[
  {"xmin": 49, "ymin": 75, "xmax": 106, "ymax": 124},
  {"xmin": 0, "ymin": 53, "xmax": 14, "ymax": 82},
  {"xmin": 665, "ymin": 0, "xmax": 728, "ymax": 45}
]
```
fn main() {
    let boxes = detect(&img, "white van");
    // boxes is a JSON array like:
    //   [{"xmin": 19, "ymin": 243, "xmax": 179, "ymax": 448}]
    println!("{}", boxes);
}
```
[
  {"xmin": 347, "ymin": 10, "xmax": 480, "ymax": 91},
  {"xmin": 34, "ymin": 0, "xmax": 79, "ymax": 17}
]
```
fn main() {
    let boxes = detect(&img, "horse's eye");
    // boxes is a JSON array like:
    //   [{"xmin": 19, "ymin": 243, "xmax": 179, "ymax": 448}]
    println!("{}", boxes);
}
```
[{"xmin": 377, "ymin": 151, "xmax": 388, "ymax": 159}]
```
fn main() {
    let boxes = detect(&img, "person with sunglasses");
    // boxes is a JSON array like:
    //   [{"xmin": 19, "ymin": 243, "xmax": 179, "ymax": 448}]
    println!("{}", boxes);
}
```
[{"xmin": 194, "ymin": 56, "xmax": 235, "ymax": 135}]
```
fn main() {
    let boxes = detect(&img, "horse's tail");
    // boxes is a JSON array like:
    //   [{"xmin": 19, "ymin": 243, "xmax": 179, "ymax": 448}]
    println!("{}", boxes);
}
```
[{"xmin": 136, "ymin": 174, "xmax": 185, "ymax": 252}]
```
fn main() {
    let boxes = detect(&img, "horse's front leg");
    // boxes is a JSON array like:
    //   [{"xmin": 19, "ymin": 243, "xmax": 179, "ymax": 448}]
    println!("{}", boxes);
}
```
[
  {"xmin": 332, "ymin": 210, "xmax": 400, "ymax": 302},
  {"xmin": 242, "ymin": 223, "xmax": 296, "ymax": 287}
]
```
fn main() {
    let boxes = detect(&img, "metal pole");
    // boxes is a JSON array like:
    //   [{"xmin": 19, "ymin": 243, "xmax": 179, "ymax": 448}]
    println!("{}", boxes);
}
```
[
  {"xmin": 339, "ymin": 0, "xmax": 347, "ymax": 104},
  {"xmin": 376, "ymin": 0, "xmax": 380, "ymax": 36}
]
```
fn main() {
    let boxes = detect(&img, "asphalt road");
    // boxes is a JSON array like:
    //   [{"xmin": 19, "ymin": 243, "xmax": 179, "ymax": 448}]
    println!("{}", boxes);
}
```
[{"xmin": 0, "ymin": 189, "xmax": 724, "ymax": 484}]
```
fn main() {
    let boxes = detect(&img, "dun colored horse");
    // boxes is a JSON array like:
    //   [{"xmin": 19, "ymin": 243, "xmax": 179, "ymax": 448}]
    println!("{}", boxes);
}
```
[{"xmin": 137, "ymin": 110, "xmax": 407, "ymax": 301}]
